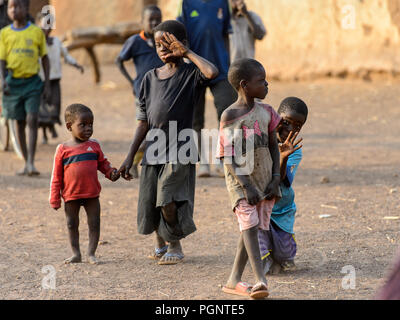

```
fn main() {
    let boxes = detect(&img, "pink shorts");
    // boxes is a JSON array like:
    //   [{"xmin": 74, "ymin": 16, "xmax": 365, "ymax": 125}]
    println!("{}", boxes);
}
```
[{"xmin": 234, "ymin": 199, "xmax": 275, "ymax": 232}]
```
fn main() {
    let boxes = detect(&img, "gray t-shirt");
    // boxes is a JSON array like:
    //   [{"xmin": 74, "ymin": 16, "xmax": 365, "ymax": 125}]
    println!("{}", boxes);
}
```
[
  {"xmin": 137, "ymin": 62, "xmax": 208, "ymax": 165},
  {"xmin": 229, "ymin": 11, "xmax": 266, "ymax": 62}
]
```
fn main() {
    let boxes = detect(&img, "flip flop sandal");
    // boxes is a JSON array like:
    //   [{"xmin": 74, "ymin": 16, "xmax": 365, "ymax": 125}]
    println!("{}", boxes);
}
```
[
  {"xmin": 250, "ymin": 282, "xmax": 269, "ymax": 299},
  {"xmin": 222, "ymin": 282, "xmax": 253, "ymax": 297},
  {"xmin": 148, "ymin": 245, "xmax": 168, "ymax": 260},
  {"xmin": 157, "ymin": 252, "xmax": 184, "ymax": 265}
]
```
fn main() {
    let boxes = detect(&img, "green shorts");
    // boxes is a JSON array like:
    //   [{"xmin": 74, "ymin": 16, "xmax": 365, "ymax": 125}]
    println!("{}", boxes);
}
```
[{"xmin": 2, "ymin": 74, "xmax": 43, "ymax": 121}]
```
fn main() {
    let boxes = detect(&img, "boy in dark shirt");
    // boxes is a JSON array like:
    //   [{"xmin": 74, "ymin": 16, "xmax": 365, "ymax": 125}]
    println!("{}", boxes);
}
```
[
  {"xmin": 118, "ymin": 20, "xmax": 218, "ymax": 265},
  {"xmin": 116, "ymin": 5, "xmax": 163, "ymax": 178}
]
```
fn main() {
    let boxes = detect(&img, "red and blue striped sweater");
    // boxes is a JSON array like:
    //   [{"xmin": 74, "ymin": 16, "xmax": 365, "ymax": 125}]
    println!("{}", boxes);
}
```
[{"xmin": 49, "ymin": 139, "xmax": 116, "ymax": 209}]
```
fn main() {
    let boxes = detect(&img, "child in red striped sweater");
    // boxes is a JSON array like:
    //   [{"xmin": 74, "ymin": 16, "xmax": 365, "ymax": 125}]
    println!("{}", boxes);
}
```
[{"xmin": 50, "ymin": 104, "xmax": 120, "ymax": 264}]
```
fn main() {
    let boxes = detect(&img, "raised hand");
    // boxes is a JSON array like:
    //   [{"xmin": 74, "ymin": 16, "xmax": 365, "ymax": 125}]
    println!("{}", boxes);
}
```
[
  {"xmin": 279, "ymin": 131, "xmax": 303, "ymax": 159},
  {"xmin": 159, "ymin": 32, "xmax": 188, "ymax": 60},
  {"xmin": 237, "ymin": 0, "xmax": 249, "ymax": 15}
]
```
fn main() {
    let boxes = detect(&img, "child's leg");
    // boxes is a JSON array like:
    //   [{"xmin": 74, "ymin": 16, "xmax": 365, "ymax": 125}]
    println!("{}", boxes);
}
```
[
  {"xmin": 16, "ymin": 119, "xmax": 28, "ymax": 174},
  {"xmin": 158, "ymin": 202, "xmax": 184, "ymax": 264},
  {"xmin": 42, "ymin": 126, "xmax": 48, "ymax": 145},
  {"xmin": 83, "ymin": 198, "xmax": 101, "ymax": 264},
  {"xmin": 226, "ymin": 233, "xmax": 248, "ymax": 288},
  {"xmin": 64, "ymin": 200, "xmax": 82, "ymax": 263},
  {"xmin": 26, "ymin": 112, "xmax": 39, "ymax": 175},
  {"xmin": 49, "ymin": 124, "xmax": 58, "ymax": 138},
  {"xmin": 242, "ymin": 226, "xmax": 268, "ymax": 286}
]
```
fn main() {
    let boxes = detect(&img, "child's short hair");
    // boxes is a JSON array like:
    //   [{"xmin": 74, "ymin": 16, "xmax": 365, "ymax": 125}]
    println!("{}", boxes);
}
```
[
  {"xmin": 65, "ymin": 104, "xmax": 93, "ymax": 124},
  {"xmin": 153, "ymin": 20, "xmax": 187, "ymax": 42},
  {"xmin": 228, "ymin": 58, "xmax": 264, "ymax": 91},
  {"xmin": 278, "ymin": 97, "xmax": 309, "ymax": 119},
  {"xmin": 18, "ymin": 0, "xmax": 30, "ymax": 10},
  {"xmin": 142, "ymin": 5, "xmax": 161, "ymax": 18}
]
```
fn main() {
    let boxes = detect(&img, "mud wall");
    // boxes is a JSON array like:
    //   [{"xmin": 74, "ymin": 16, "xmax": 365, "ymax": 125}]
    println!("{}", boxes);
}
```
[{"xmin": 47, "ymin": 0, "xmax": 400, "ymax": 80}]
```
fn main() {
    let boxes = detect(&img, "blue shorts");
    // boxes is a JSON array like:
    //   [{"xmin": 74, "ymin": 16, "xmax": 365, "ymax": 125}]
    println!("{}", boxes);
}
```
[{"xmin": 258, "ymin": 220, "xmax": 297, "ymax": 264}]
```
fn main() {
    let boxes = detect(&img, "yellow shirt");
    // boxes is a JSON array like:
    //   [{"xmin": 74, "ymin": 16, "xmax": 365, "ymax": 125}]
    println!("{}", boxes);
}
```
[{"xmin": 0, "ymin": 22, "xmax": 47, "ymax": 79}]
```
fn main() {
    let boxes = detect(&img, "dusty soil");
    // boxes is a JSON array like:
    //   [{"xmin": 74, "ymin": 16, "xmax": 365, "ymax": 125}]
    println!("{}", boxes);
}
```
[{"xmin": 0, "ymin": 65, "xmax": 399, "ymax": 300}]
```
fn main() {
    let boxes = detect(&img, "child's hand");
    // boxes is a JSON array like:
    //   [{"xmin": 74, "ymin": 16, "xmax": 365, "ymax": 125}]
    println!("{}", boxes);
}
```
[
  {"xmin": 117, "ymin": 159, "xmax": 134, "ymax": 181},
  {"xmin": 3, "ymin": 82, "xmax": 10, "ymax": 95},
  {"xmin": 244, "ymin": 184, "xmax": 262, "ymax": 206},
  {"xmin": 75, "ymin": 64, "xmax": 84, "ymax": 74},
  {"xmin": 264, "ymin": 179, "xmax": 281, "ymax": 201},
  {"xmin": 279, "ymin": 131, "xmax": 303, "ymax": 160},
  {"xmin": 160, "ymin": 32, "xmax": 188, "ymax": 60},
  {"xmin": 110, "ymin": 169, "xmax": 120, "ymax": 182},
  {"xmin": 43, "ymin": 82, "xmax": 52, "ymax": 103}
]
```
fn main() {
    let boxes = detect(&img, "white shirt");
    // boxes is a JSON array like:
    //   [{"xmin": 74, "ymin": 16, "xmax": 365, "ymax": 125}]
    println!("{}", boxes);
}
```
[
  {"xmin": 40, "ymin": 36, "xmax": 77, "ymax": 80},
  {"xmin": 229, "ymin": 11, "xmax": 266, "ymax": 63}
]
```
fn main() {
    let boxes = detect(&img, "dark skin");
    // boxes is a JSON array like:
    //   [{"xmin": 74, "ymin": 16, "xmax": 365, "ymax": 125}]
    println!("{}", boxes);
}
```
[
  {"xmin": 118, "ymin": 31, "xmax": 218, "ymax": 264},
  {"xmin": 230, "ymin": 0, "xmax": 266, "ymax": 40},
  {"xmin": 115, "ymin": 8, "xmax": 162, "ymax": 94},
  {"xmin": 267, "ymin": 110, "xmax": 306, "ymax": 274},
  {"xmin": 220, "ymin": 66, "xmax": 280, "ymax": 292},
  {"xmin": 276, "ymin": 110, "xmax": 306, "ymax": 181},
  {"xmin": 57, "ymin": 112, "xmax": 119, "ymax": 264},
  {"xmin": 0, "ymin": 0, "xmax": 51, "ymax": 176},
  {"xmin": 38, "ymin": 17, "xmax": 84, "ymax": 144}
]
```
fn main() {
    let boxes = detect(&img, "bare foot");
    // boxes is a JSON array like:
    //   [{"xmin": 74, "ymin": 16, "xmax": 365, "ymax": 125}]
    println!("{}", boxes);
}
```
[
  {"xmin": 64, "ymin": 255, "xmax": 82, "ymax": 264},
  {"xmin": 16, "ymin": 167, "xmax": 28, "ymax": 176},
  {"xmin": 88, "ymin": 256, "xmax": 99, "ymax": 265},
  {"xmin": 27, "ymin": 163, "xmax": 40, "ymax": 177},
  {"xmin": 267, "ymin": 261, "xmax": 282, "ymax": 275}
]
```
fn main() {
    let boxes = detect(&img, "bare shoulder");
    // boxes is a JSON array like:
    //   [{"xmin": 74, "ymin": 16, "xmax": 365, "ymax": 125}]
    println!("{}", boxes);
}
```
[
  {"xmin": 221, "ymin": 107, "xmax": 239, "ymax": 123},
  {"xmin": 221, "ymin": 103, "xmax": 249, "ymax": 124}
]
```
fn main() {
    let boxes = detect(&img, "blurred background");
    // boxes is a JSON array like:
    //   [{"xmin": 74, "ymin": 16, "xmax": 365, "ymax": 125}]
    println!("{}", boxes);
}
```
[{"xmin": 18, "ymin": 0, "xmax": 400, "ymax": 81}]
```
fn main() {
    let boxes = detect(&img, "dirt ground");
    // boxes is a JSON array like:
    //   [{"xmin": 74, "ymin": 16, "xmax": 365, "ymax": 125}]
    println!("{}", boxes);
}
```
[{"xmin": 0, "ymin": 64, "xmax": 399, "ymax": 300}]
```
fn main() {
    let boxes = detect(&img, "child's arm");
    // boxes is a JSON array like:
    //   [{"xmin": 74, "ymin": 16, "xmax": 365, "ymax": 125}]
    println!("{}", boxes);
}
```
[
  {"xmin": 118, "ymin": 120, "xmax": 149, "ymax": 180},
  {"xmin": 264, "ymin": 129, "xmax": 281, "ymax": 200},
  {"xmin": 0, "ymin": 60, "xmax": 9, "ymax": 95},
  {"xmin": 160, "ymin": 33, "xmax": 219, "ymax": 80},
  {"xmin": 115, "ymin": 57, "xmax": 135, "ymax": 91},
  {"xmin": 97, "ymin": 145, "xmax": 120, "ymax": 182},
  {"xmin": 61, "ymin": 44, "xmax": 84, "ymax": 73},
  {"xmin": 49, "ymin": 145, "xmax": 64, "ymax": 210},
  {"xmin": 41, "ymin": 54, "xmax": 51, "ymax": 102},
  {"xmin": 237, "ymin": 1, "xmax": 266, "ymax": 40}
]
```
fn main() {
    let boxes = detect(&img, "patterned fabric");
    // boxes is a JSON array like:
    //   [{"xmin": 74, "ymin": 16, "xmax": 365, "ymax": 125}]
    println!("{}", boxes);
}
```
[{"xmin": 217, "ymin": 103, "xmax": 281, "ymax": 209}]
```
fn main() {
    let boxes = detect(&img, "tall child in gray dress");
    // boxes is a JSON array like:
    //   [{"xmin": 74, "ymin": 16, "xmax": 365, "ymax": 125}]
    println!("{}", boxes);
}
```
[{"xmin": 118, "ymin": 21, "xmax": 218, "ymax": 265}]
